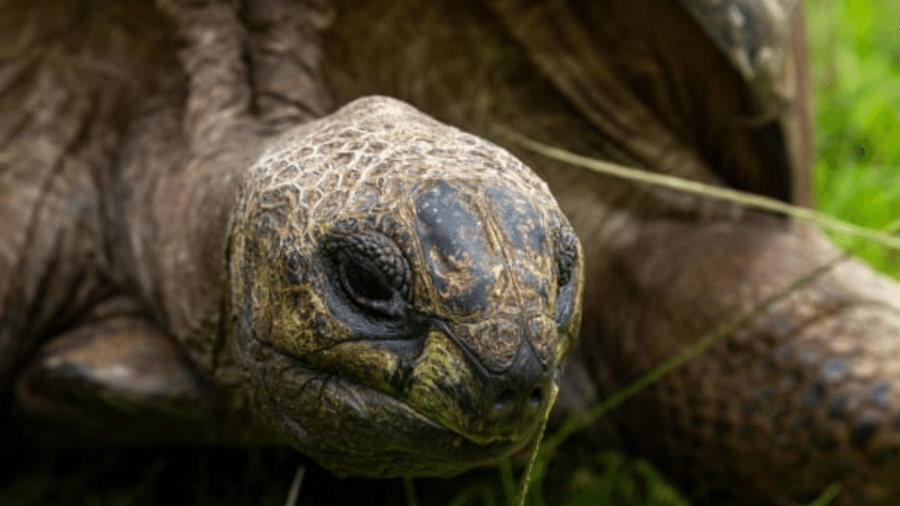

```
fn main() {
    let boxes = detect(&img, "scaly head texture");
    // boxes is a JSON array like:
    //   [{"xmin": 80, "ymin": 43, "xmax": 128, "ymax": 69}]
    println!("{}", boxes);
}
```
[{"xmin": 227, "ymin": 96, "xmax": 584, "ymax": 477}]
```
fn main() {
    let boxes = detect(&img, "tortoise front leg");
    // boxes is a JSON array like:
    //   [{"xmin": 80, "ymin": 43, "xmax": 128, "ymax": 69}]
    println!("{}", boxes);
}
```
[{"xmin": 574, "ymin": 215, "xmax": 900, "ymax": 505}]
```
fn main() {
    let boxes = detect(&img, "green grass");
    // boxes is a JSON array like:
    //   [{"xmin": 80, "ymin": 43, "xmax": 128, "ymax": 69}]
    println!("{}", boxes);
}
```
[
  {"xmin": 4, "ymin": 1, "xmax": 900, "ymax": 505},
  {"xmin": 808, "ymin": 0, "xmax": 900, "ymax": 277}
]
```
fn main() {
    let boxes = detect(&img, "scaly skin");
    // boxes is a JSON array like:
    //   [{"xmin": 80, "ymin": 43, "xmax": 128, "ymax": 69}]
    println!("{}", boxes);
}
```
[{"xmin": 224, "ymin": 97, "xmax": 582, "ymax": 476}]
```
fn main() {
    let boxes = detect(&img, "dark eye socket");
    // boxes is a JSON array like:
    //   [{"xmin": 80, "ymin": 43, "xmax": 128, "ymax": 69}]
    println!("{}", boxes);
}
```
[
  {"xmin": 555, "ymin": 228, "xmax": 579, "ymax": 327},
  {"xmin": 556, "ymin": 228, "xmax": 578, "ymax": 289},
  {"xmin": 325, "ymin": 229, "xmax": 412, "ymax": 318},
  {"xmin": 338, "ymin": 253, "xmax": 395, "ymax": 305}
]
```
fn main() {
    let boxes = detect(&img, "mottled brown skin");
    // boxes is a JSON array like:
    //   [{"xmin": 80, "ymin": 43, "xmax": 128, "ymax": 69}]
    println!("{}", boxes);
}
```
[
  {"xmin": 0, "ymin": 0, "xmax": 583, "ymax": 480},
  {"xmin": 3, "ymin": 0, "xmax": 900, "ymax": 505}
]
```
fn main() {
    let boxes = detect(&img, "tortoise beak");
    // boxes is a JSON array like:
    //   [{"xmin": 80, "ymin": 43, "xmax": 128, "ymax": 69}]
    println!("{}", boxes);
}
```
[
  {"xmin": 398, "ymin": 318, "xmax": 559, "ymax": 446},
  {"xmin": 472, "ymin": 338, "xmax": 559, "ymax": 429}
]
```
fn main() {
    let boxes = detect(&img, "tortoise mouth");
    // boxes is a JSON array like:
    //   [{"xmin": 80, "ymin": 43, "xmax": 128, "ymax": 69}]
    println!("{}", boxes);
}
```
[
  {"xmin": 253, "ymin": 338, "xmax": 532, "ymax": 478},
  {"xmin": 273, "ymin": 397, "xmax": 522, "ymax": 478}
]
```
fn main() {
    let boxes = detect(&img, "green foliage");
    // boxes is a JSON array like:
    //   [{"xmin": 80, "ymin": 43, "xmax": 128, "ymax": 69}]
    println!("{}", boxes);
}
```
[{"xmin": 808, "ymin": 0, "xmax": 900, "ymax": 277}]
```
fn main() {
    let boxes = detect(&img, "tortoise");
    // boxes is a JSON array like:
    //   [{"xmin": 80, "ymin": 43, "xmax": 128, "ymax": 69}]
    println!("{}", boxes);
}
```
[
  {"xmin": 2, "ymin": 0, "xmax": 900, "ymax": 504},
  {"xmin": 1, "ymin": 0, "xmax": 586, "ymax": 481}
]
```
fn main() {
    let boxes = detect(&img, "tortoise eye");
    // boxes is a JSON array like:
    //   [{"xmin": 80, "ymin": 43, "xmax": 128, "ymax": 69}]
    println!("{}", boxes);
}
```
[
  {"xmin": 325, "ymin": 229, "xmax": 412, "ymax": 317},
  {"xmin": 556, "ymin": 227, "xmax": 578, "ymax": 289},
  {"xmin": 555, "ymin": 227, "xmax": 579, "ymax": 327},
  {"xmin": 337, "ymin": 253, "xmax": 395, "ymax": 307}
]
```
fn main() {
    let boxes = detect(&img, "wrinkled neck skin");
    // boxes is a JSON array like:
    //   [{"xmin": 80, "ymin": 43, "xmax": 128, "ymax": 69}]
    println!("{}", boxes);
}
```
[
  {"xmin": 107, "ymin": 106, "xmax": 283, "ymax": 445},
  {"xmin": 112, "ymin": 114, "xmax": 255, "ymax": 377},
  {"xmin": 108, "ymin": 0, "xmax": 329, "ymax": 408}
]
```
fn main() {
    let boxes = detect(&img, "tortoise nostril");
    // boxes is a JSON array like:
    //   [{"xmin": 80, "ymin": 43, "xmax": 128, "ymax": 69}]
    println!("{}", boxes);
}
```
[
  {"xmin": 487, "ymin": 381, "xmax": 549, "ymax": 416},
  {"xmin": 494, "ymin": 389, "xmax": 515, "ymax": 410},
  {"xmin": 529, "ymin": 387, "xmax": 543, "ymax": 407},
  {"xmin": 480, "ymin": 338, "xmax": 554, "ymax": 417}
]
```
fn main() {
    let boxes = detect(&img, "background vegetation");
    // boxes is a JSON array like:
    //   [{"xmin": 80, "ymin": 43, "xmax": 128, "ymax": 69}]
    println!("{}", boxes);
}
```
[
  {"xmin": 2, "ymin": 0, "xmax": 899, "ymax": 504},
  {"xmin": 809, "ymin": 0, "xmax": 900, "ymax": 277}
]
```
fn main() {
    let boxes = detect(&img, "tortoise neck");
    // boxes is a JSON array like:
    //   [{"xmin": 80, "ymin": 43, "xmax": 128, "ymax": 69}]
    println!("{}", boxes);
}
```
[{"xmin": 112, "ymin": 101, "xmax": 263, "ymax": 372}]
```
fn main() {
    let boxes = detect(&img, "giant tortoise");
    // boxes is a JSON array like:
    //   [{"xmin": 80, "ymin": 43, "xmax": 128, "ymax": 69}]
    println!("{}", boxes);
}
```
[{"xmin": 2, "ymin": 0, "xmax": 900, "ymax": 504}]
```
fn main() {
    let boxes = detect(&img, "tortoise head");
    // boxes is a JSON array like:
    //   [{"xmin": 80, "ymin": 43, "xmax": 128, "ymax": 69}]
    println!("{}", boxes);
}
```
[{"xmin": 227, "ymin": 96, "xmax": 583, "ymax": 477}]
